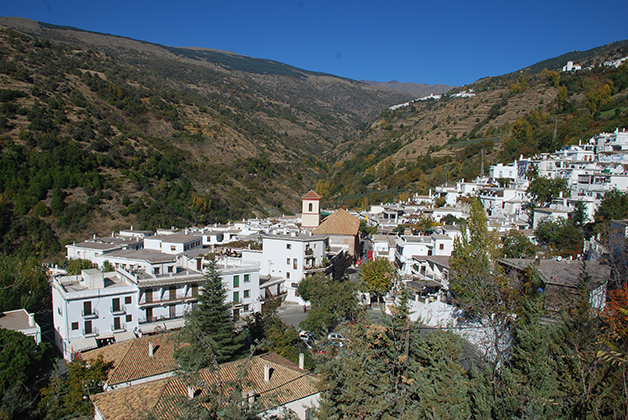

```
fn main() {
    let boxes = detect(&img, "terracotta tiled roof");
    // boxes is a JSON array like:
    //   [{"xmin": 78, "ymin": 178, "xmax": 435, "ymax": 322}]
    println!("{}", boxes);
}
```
[
  {"xmin": 301, "ymin": 190, "xmax": 322, "ymax": 200},
  {"xmin": 83, "ymin": 332, "xmax": 179, "ymax": 387},
  {"xmin": 92, "ymin": 353, "xmax": 319, "ymax": 419},
  {"xmin": 313, "ymin": 208, "xmax": 360, "ymax": 236}
]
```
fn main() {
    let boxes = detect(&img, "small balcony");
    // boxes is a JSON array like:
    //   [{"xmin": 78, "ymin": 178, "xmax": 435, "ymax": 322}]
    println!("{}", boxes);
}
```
[
  {"xmin": 138, "ymin": 314, "xmax": 184, "ymax": 325},
  {"xmin": 110, "ymin": 305, "xmax": 126, "ymax": 316},
  {"xmin": 304, "ymin": 263, "xmax": 333, "ymax": 274},
  {"xmin": 139, "ymin": 295, "xmax": 198, "ymax": 307},
  {"xmin": 83, "ymin": 327, "xmax": 99, "ymax": 337},
  {"xmin": 81, "ymin": 310, "xmax": 98, "ymax": 319},
  {"xmin": 112, "ymin": 323, "xmax": 126, "ymax": 333}
]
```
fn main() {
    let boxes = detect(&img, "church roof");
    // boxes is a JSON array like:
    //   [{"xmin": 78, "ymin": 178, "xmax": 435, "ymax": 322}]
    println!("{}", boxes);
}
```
[
  {"xmin": 313, "ymin": 208, "xmax": 360, "ymax": 236},
  {"xmin": 301, "ymin": 190, "xmax": 322, "ymax": 200}
]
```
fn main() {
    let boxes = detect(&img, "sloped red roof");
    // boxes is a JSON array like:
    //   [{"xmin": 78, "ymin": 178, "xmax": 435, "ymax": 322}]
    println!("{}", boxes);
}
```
[
  {"xmin": 301, "ymin": 190, "xmax": 322, "ymax": 200},
  {"xmin": 91, "ymin": 353, "xmax": 319, "ymax": 419},
  {"xmin": 313, "ymin": 208, "xmax": 360, "ymax": 236},
  {"xmin": 83, "ymin": 332, "xmax": 179, "ymax": 387}
]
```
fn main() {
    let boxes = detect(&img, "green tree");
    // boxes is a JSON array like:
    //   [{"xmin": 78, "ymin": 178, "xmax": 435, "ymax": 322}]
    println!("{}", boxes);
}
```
[
  {"xmin": 545, "ymin": 69, "xmax": 561, "ymax": 87},
  {"xmin": 175, "ymin": 258, "xmax": 245, "ymax": 371},
  {"xmin": 535, "ymin": 217, "xmax": 583, "ymax": 257},
  {"xmin": 501, "ymin": 229, "xmax": 537, "ymax": 258},
  {"xmin": 0, "ymin": 255, "xmax": 51, "ymax": 314},
  {"xmin": 440, "ymin": 213, "xmax": 463, "ymax": 226},
  {"xmin": 358, "ymin": 257, "xmax": 398, "ymax": 305},
  {"xmin": 450, "ymin": 199, "xmax": 518, "ymax": 381},
  {"xmin": 298, "ymin": 272, "xmax": 358, "ymax": 336},
  {"xmin": 316, "ymin": 295, "xmax": 474, "ymax": 419},
  {"xmin": 413, "ymin": 214, "xmax": 435, "ymax": 233},
  {"xmin": 569, "ymin": 200, "xmax": 588, "ymax": 228},
  {"xmin": 496, "ymin": 298, "xmax": 566, "ymax": 419},
  {"xmin": 39, "ymin": 355, "xmax": 112, "ymax": 419},
  {"xmin": 358, "ymin": 219, "xmax": 376, "ymax": 236},
  {"xmin": 595, "ymin": 188, "xmax": 628, "ymax": 234},
  {"xmin": 65, "ymin": 258, "xmax": 94, "ymax": 275},
  {"xmin": 101, "ymin": 260, "xmax": 115, "ymax": 272},
  {"xmin": 551, "ymin": 269, "xmax": 627, "ymax": 418},
  {"xmin": 0, "ymin": 329, "xmax": 54, "ymax": 420},
  {"xmin": 557, "ymin": 86, "xmax": 569, "ymax": 111},
  {"xmin": 526, "ymin": 176, "xmax": 569, "ymax": 207},
  {"xmin": 450, "ymin": 199, "xmax": 511, "ymax": 317},
  {"xmin": 586, "ymin": 83, "xmax": 612, "ymax": 113},
  {"xmin": 433, "ymin": 195, "xmax": 447, "ymax": 208},
  {"xmin": 246, "ymin": 297, "xmax": 312, "ymax": 369}
]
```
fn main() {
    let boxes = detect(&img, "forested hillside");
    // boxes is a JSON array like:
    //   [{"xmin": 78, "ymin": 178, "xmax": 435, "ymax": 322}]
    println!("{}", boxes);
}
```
[
  {"xmin": 0, "ymin": 19, "xmax": 412, "ymax": 259},
  {"xmin": 1, "ymin": 16, "xmax": 628, "ymax": 260},
  {"xmin": 325, "ymin": 40, "xmax": 628, "ymax": 208}
]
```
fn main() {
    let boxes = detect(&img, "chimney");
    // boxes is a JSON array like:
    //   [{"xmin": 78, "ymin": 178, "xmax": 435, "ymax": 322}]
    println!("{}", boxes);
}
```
[
  {"xmin": 299, "ymin": 353, "xmax": 305, "ymax": 370},
  {"xmin": 148, "ymin": 341, "xmax": 154, "ymax": 357},
  {"xmin": 264, "ymin": 363, "xmax": 270, "ymax": 383},
  {"xmin": 187, "ymin": 386, "xmax": 194, "ymax": 400},
  {"xmin": 28, "ymin": 312, "xmax": 35, "ymax": 327}
]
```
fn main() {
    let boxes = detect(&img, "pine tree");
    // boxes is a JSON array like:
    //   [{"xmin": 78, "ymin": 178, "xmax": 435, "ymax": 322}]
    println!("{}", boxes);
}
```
[
  {"xmin": 550, "ymin": 265, "xmax": 627, "ymax": 419},
  {"xmin": 175, "ymin": 258, "xmax": 245, "ymax": 372},
  {"xmin": 316, "ymin": 293, "xmax": 474, "ymax": 419},
  {"xmin": 497, "ymin": 298, "xmax": 566, "ymax": 419}
]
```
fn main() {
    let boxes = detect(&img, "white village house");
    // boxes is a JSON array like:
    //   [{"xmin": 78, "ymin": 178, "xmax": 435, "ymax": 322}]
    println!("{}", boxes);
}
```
[{"xmin": 53, "ymin": 232, "xmax": 261, "ymax": 360}]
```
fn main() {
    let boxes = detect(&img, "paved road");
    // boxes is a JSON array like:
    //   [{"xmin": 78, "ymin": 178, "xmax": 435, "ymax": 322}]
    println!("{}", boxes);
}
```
[{"xmin": 277, "ymin": 302, "xmax": 308, "ymax": 328}]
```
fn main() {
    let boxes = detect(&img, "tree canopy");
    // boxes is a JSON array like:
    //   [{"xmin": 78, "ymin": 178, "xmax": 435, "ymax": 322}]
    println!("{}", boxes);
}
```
[
  {"xmin": 298, "ymin": 272, "xmax": 358, "ymax": 336},
  {"xmin": 526, "ymin": 175, "xmax": 569, "ymax": 207},
  {"xmin": 534, "ymin": 217, "xmax": 583, "ymax": 257},
  {"xmin": 0, "ymin": 329, "xmax": 54, "ymax": 420},
  {"xmin": 39, "ymin": 355, "xmax": 112, "ymax": 419},
  {"xmin": 175, "ymin": 259, "xmax": 245, "ymax": 371},
  {"xmin": 501, "ymin": 229, "xmax": 537, "ymax": 258},
  {"xmin": 358, "ymin": 257, "xmax": 398, "ymax": 299},
  {"xmin": 0, "ymin": 255, "xmax": 51, "ymax": 314},
  {"xmin": 316, "ymin": 296, "xmax": 475, "ymax": 419},
  {"xmin": 595, "ymin": 188, "xmax": 628, "ymax": 235},
  {"xmin": 450, "ymin": 199, "xmax": 511, "ymax": 317}
]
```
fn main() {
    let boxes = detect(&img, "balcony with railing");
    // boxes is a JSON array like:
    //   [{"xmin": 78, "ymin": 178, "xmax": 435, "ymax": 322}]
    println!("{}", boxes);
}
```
[
  {"xmin": 83, "ymin": 326, "xmax": 99, "ymax": 337},
  {"xmin": 110, "ymin": 305, "xmax": 126, "ymax": 316},
  {"xmin": 139, "ymin": 294, "xmax": 199, "ymax": 307},
  {"xmin": 304, "ymin": 262, "xmax": 333, "ymax": 274},
  {"xmin": 112, "ymin": 322, "xmax": 126, "ymax": 332},
  {"xmin": 138, "ymin": 314, "xmax": 185, "ymax": 325},
  {"xmin": 81, "ymin": 309, "xmax": 98, "ymax": 319}
]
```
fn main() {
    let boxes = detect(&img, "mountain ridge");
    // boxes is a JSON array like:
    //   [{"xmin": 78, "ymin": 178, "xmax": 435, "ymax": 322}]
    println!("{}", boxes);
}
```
[{"xmin": 0, "ymin": 17, "xmax": 626, "ymax": 259}]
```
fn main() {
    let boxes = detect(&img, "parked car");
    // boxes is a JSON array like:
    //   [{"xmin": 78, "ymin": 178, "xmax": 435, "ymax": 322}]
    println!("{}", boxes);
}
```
[
  {"xmin": 300, "ymin": 330, "xmax": 315, "ymax": 342},
  {"xmin": 327, "ymin": 332, "xmax": 345, "ymax": 341}
]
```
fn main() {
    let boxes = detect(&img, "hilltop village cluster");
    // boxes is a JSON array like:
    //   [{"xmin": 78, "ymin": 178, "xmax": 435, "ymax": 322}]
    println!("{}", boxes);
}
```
[
  {"xmin": 5, "ymin": 127, "xmax": 627, "ymax": 418},
  {"xmin": 42, "ymin": 127, "xmax": 627, "ymax": 349}
]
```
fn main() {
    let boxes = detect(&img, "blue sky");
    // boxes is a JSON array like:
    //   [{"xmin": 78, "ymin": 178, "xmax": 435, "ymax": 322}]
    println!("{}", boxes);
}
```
[{"xmin": 3, "ymin": 1, "xmax": 628, "ymax": 86}]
